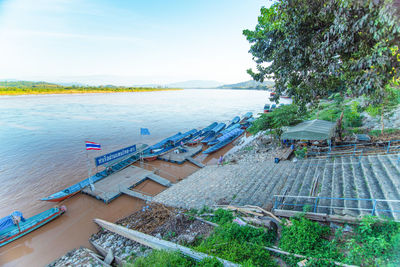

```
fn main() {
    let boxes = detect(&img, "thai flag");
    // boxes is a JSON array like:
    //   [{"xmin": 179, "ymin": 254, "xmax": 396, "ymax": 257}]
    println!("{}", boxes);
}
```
[{"xmin": 85, "ymin": 141, "xmax": 101, "ymax": 150}]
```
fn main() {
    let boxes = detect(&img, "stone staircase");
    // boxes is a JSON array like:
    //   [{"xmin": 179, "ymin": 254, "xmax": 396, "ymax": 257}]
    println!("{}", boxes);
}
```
[{"xmin": 154, "ymin": 154, "xmax": 400, "ymax": 220}]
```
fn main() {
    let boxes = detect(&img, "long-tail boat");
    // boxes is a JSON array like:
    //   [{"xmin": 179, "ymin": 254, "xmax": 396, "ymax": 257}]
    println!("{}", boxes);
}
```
[
  {"xmin": 0, "ymin": 206, "xmax": 66, "ymax": 247},
  {"xmin": 202, "ymin": 128, "xmax": 244, "ymax": 154},
  {"xmin": 41, "ymin": 149, "xmax": 144, "ymax": 202},
  {"xmin": 141, "ymin": 129, "xmax": 199, "ymax": 161},
  {"xmin": 207, "ymin": 123, "xmax": 241, "ymax": 146},
  {"xmin": 186, "ymin": 122, "xmax": 217, "ymax": 145},
  {"xmin": 201, "ymin": 123, "xmax": 226, "ymax": 144}
]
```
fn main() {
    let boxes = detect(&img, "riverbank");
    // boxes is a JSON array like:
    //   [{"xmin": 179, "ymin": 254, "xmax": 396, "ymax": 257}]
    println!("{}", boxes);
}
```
[
  {"xmin": 0, "ymin": 87, "xmax": 181, "ymax": 95},
  {"xmin": 45, "ymin": 132, "xmax": 279, "ymax": 265}
]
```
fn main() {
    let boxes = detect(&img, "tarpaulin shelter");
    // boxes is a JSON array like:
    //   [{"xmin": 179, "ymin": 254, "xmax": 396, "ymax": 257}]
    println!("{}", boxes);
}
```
[{"xmin": 281, "ymin": 119, "xmax": 336, "ymax": 141}]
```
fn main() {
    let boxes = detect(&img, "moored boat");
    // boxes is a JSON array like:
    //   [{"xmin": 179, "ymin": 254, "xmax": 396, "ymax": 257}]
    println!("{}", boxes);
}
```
[
  {"xmin": 0, "ymin": 206, "xmax": 66, "ymax": 247},
  {"xmin": 41, "ymin": 151, "xmax": 142, "ymax": 202},
  {"xmin": 226, "ymin": 116, "xmax": 240, "ymax": 128},
  {"xmin": 186, "ymin": 122, "xmax": 217, "ymax": 146},
  {"xmin": 207, "ymin": 123, "xmax": 241, "ymax": 146},
  {"xmin": 239, "ymin": 112, "xmax": 253, "ymax": 124},
  {"xmin": 142, "ymin": 129, "xmax": 199, "ymax": 161},
  {"xmin": 203, "ymin": 128, "xmax": 244, "ymax": 154},
  {"xmin": 201, "ymin": 122, "xmax": 226, "ymax": 144}
]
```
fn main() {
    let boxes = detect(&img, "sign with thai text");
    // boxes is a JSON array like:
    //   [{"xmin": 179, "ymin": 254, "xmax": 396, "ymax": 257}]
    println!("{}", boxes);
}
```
[{"xmin": 95, "ymin": 145, "xmax": 137, "ymax": 166}]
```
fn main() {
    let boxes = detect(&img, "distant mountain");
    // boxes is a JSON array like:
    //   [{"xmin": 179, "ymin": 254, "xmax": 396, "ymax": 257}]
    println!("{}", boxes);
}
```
[
  {"xmin": 218, "ymin": 80, "xmax": 274, "ymax": 90},
  {"xmin": 166, "ymin": 80, "xmax": 224, "ymax": 88},
  {"xmin": 0, "ymin": 80, "xmax": 61, "ymax": 88}
]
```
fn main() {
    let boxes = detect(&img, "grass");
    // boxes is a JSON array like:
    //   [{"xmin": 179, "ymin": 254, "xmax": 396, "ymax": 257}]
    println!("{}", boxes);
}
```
[{"xmin": 126, "ymin": 208, "xmax": 400, "ymax": 267}]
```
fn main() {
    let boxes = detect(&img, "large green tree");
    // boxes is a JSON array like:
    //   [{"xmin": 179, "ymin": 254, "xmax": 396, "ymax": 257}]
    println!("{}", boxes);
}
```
[{"xmin": 244, "ymin": 0, "xmax": 400, "ymax": 107}]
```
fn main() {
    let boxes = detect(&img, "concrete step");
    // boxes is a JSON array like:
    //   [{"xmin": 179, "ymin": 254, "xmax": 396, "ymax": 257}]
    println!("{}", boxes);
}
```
[
  {"xmin": 367, "ymin": 155, "xmax": 400, "ymax": 220},
  {"xmin": 120, "ymin": 188, "xmax": 153, "ymax": 202},
  {"xmin": 341, "ymin": 156, "xmax": 360, "ymax": 217},
  {"xmin": 361, "ymin": 156, "xmax": 393, "ymax": 219},
  {"xmin": 146, "ymin": 173, "xmax": 172, "ymax": 187},
  {"xmin": 250, "ymin": 161, "xmax": 290, "ymax": 206},
  {"xmin": 350, "ymin": 156, "xmax": 373, "ymax": 217},
  {"xmin": 331, "ymin": 157, "xmax": 345, "ymax": 215},
  {"xmin": 318, "ymin": 157, "xmax": 335, "ymax": 214},
  {"xmin": 282, "ymin": 159, "xmax": 312, "ymax": 208}
]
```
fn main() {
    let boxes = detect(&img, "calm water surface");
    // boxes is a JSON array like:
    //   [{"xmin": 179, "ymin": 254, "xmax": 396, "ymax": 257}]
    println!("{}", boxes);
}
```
[{"xmin": 0, "ymin": 89, "xmax": 289, "ymax": 266}]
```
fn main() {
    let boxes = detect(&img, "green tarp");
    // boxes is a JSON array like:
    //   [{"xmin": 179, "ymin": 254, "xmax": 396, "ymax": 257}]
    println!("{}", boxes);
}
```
[{"xmin": 281, "ymin": 119, "xmax": 336, "ymax": 141}]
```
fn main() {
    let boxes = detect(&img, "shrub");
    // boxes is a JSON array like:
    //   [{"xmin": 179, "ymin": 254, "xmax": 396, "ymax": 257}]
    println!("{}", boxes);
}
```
[
  {"xmin": 195, "ymin": 222, "xmax": 276, "ymax": 266},
  {"xmin": 129, "ymin": 250, "xmax": 193, "ymax": 267}
]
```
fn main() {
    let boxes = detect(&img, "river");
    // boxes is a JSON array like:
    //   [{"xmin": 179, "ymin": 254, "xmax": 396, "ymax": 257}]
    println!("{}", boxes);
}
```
[{"xmin": 0, "ymin": 89, "xmax": 289, "ymax": 266}]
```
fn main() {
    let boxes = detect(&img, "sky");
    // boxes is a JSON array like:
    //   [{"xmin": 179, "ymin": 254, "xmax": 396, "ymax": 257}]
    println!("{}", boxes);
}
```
[{"xmin": 0, "ymin": 0, "xmax": 271, "ymax": 85}]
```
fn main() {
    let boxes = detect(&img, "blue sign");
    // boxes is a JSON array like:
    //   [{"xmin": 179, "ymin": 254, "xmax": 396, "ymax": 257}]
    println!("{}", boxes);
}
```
[{"xmin": 95, "ymin": 145, "xmax": 137, "ymax": 166}]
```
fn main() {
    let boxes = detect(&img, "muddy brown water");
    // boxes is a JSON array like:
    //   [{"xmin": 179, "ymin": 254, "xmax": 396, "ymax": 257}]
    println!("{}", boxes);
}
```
[{"xmin": 0, "ymin": 146, "xmax": 226, "ymax": 267}]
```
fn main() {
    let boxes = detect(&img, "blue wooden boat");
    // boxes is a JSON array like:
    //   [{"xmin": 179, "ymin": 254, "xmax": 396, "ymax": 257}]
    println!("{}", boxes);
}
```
[
  {"xmin": 208, "ymin": 124, "xmax": 241, "ymax": 145},
  {"xmin": 42, "ymin": 151, "xmax": 142, "ymax": 202},
  {"xmin": 241, "ymin": 117, "xmax": 256, "ymax": 129},
  {"xmin": 239, "ymin": 112, "xmax": 253, "ymax": 124},
  {"xmin": 142, "ymin": 129, "xmax": 199, "ymax": 161},
  {"xmin": 226, "ymin": 116, "xmax": 240, "ymax": 128},
  {"xmin": 201, "ymin": 123, "xmax": 226, "ymax": 144},
  {"xmin": 186, "ymin": 122, "xmax": 218, "ymax": 145},
  {"xmin": 0, "ymin": 206, "xmax": 66, "ymax": 247},
  {"xmin": 203, "ymin": 128, "xmax": 244, "ymax": 154}
]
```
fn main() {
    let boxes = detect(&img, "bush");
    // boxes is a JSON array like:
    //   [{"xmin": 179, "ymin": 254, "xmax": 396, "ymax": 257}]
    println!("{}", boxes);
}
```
[
  {"xmin": 279, "ymin": 216, "xmax": 333, "ymax": 256},
  {"xmin": 129, "ymin": 250, "xmax": 194, "ymax": 267},
  {"xmin": 195, "ymin": 222, "xmax": 276, "ymax": 266},
  {"xmin": 248, "ymin": 104, "xmax": 304, "ymax": 136}
]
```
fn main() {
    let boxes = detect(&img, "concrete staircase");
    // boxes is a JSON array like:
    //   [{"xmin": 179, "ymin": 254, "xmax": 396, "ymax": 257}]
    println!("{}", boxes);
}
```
[{"xmin": 154, "ymin": 154, "xmax": 400, "ymax": 220}]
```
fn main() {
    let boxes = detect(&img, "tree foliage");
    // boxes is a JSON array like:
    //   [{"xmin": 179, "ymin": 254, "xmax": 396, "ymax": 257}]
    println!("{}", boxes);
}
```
[{"xmin": 244, "ymin": 0, "xmax": 400, "ymax": 107}]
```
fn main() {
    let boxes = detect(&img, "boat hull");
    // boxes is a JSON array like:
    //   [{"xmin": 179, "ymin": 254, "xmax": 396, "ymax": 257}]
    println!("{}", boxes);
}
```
[{"xmin": 0, "ymin": 207, "xmax": 65, "ymax": 247}]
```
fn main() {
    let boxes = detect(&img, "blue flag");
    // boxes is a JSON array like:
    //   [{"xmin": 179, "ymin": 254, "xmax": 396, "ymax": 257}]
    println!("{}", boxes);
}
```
[{"xmin": 140, "ymin": 128, "xmax": 150, "ymax": 135}]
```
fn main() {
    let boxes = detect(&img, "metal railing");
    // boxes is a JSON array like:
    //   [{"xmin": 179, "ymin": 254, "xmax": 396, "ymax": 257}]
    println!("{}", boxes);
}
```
[
  {"xmin": 306, "ymin": 140, "xmax": 400, "ymax": 159},
  {"xmin": 273, "ymin": 195, "xmax": 400, "ymax": 220}
]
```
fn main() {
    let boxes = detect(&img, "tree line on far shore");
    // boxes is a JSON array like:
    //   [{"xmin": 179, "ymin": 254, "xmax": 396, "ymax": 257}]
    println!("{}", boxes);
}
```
[{"xmin": 0, "ymin": 81, "xmax": 179, "ymax": 95}]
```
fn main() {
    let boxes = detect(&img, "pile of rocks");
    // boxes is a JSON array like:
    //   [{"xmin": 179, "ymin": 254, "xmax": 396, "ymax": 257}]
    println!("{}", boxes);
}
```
[{"xmin": 361, "ymin": 106, "xmax": 400, "ymax": 130}]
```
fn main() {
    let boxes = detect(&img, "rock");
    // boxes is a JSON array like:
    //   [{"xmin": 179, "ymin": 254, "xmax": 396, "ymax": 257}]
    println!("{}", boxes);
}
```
[{"xmin": 177, "ymin": 233, "xmax": 197, "ymax": 244}]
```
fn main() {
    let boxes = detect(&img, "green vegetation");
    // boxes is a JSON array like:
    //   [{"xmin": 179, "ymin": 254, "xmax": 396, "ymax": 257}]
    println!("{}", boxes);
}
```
[
  {"xmin": 244, "ymin": 0, "xmax": 400, "ymax": 107},
  {"xmin": 278, "ymin": 215, "xmax": 400, "ymax": 266},
  {"xmin": 126, "ymin": 207, "xmax": 400, "ymax": 266},
  {"xmin": 0, "ymin": 81, "xmax": 180, "ymax": 95},
  {"xmin": 248, "ymin": 104, "xmax": 304, "ymax": 137},
  {"xmin": 127, "ymin": 250, "xmax": 194, "ymax": 267}
]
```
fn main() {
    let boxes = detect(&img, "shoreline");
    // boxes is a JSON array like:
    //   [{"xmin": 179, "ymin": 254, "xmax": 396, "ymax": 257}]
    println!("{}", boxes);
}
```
[
  {"xmin": 0, "ymin": 88, "xmax": 182, "ymax": 96},
  {"xmin": 46, "ymin": 132, "xmax": 276, "ymax": 266}
]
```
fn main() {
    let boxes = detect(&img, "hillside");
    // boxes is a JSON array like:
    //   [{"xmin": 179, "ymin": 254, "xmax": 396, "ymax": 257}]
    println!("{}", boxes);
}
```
[{"xmin": 218, "ymin": 80, "xmax": 274, "ymax": 90}]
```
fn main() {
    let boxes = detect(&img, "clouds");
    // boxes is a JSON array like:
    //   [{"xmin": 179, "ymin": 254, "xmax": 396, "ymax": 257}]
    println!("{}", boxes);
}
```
[{"xmin": 0, "ymin": 0, "xmax": 268, "ymax": 84}]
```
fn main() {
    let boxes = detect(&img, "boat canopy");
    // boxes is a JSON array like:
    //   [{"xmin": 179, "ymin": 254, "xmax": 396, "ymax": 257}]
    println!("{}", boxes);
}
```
[
  {"xmin": 216, "ymin": 128, "xmax": 243, "ymax": 143},
  {"xmin": 201, "ymin": 122, "xmax": 218, "ymax": 132},
  {"xmin": 242, "ymin": 112, "xmax": 253, "ymax": 120},
  {"xmin": 0, "ymin": 211, "xmax": 25, "ymax": 231},
  {"xmin": 281, "ymin": 119, "xmax": 336, "ymax": 141},
  {"xmin": 231, "ymin": 116, "xmax": 240, "ymax": 124},
  {"xmin": 211, "ymin": 123, "xmax": 226, "ymax": 133},
  {"xmin": 220, "ymin": 123, "xmax": 240, "ymax": 135}
]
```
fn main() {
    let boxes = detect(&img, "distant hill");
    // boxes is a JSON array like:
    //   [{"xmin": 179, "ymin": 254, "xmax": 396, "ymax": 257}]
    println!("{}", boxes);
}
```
[
  {"xmin": 0, "ymin": 80, "xmax": 62, "ymax": 88},
  {"xmin": 166, "ymin": 80, "xmax": 224, "ymax": 88},
  {"xmin": 218, "ymin": 80, "xmax": 274, "ymax": 90}
]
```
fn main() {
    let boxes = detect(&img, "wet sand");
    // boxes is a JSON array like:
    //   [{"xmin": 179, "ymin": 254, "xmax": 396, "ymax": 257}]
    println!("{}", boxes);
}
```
[{"xmin": 0, "ymin": 144, "xmax": 227, "ymax": 267}]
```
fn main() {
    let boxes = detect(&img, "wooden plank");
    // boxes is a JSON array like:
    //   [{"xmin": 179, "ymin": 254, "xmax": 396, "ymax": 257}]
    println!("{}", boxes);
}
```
[
  {"xmin": 94, "ymin": 218, "xmax": 239, "ymax": 267},
  {"xmin": 273, "ymin": 209, "xmax": 362, "ymax": 224}
]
